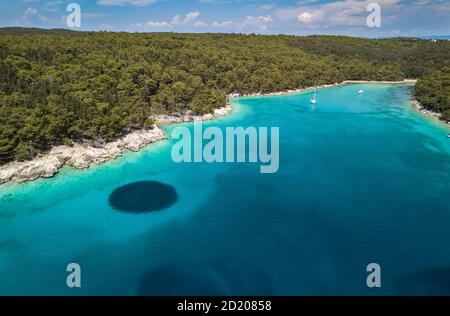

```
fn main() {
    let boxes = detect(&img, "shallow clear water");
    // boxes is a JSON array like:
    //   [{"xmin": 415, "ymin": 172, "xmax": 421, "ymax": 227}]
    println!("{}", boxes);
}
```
[{"xmin": 0, "ymin": 84, "xmax": 449, "ymax": 295}]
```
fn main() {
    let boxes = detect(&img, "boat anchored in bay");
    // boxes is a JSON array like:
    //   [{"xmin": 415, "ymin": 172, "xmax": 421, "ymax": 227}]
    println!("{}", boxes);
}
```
[{"xmin": 310, "ymin": 87, "xmax": 317, "ymax": 104}]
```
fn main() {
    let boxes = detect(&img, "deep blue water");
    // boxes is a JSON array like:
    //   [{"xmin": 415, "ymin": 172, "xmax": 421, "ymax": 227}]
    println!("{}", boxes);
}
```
[{"xmin": 0, "ymin": 84, "xmax": 449, "ymax": 295}]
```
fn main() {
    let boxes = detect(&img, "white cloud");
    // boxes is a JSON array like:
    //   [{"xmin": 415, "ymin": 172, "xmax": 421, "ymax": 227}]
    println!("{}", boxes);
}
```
[
  {"xmin": 242, "ymin": 15, "xmax": 273, "ymax": 31},
  {"xmin": 212, "ymin": 20, "xmax": 234, "ymax": 27},
  {"xmin": 130, "ymin": 0, "xmax": 448, "ymax": 35},
  {"xmin": 138, "ymin": 21, "xmax": 171, "ymax": 28},
  {"xmin": 244, "ymin": 15, "xmax": 273, "ymax": 25},
  {"xmin": 185, "ymin": 11, "xmax": 200, "ymax": 23},
  {"xmin": 211, "ymin": 15, "xmax": 273, "ymax": 32},
  {"xmin": 194, "ymin": 21, "xmax": 208, "ymax": 28},
  {"xmin": 298, "ymin": 12, "xmax": 313, "ymax": 24},
  {"xmin": 17, "ymin": 7, "xmax": 51, "ymax": 25},
  {"xmin": 24, "ymin": 7, "xmax": 38, "ymax": 15},
  {"xmin": 277, "ymin": 0, "xmax": 401, "ymax": 28},
  {"xmin": 171, "ymin": 15, "xmax": 181, "ymax": 26},
  {"xmin": 136, "ymin": 11, "xmax": 202, "ymax": 29}
]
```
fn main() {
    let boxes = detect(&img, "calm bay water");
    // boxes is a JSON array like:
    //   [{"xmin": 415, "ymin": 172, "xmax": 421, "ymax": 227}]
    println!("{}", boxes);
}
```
[{"xmin": 0, "ymin": 84, "xmax": 449, "ymax": 295}]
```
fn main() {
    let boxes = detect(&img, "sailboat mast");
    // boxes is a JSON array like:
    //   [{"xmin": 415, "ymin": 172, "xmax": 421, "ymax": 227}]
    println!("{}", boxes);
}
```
[{"xmin": 310, "ymin": 83, "xmax": 318, "ymax": 104}]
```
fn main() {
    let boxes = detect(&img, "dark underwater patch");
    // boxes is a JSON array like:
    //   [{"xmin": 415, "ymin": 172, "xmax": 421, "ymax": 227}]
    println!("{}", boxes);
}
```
[
  {"xmin": 137, "ymin": 261, "xmax": 273, "ymax": 296},
  {"xmin": 137, "ymin": 265, "xmax": 223, "ymax": 296},
  {"xmin": 109, "ymin": 181, "xmax": 177, "ymax": 213}
]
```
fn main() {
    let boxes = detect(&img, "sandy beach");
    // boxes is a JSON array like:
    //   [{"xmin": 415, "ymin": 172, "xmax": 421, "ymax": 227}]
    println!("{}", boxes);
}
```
[
  {"xmin": 228, "ymin": 79, "xmax": 417, "ymax": 99},
  {"xmin": 2, "ymin": 79, "xmax": 443, "ymax": 185}
]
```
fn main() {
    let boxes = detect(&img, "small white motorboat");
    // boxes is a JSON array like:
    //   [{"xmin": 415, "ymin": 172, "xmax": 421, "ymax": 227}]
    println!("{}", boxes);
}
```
[{"xmin": 358, "ymin": 90, "xmax": 364, "ymax": 94}]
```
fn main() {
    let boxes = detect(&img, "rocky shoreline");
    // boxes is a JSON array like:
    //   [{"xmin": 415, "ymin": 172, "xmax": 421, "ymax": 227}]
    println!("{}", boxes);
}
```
[
  {"xmin": 0, "ymin": 103, "xmax": 234, "ymax": 184},
  {"xmin": 410, "ymin": 98, "xmax": 449, "ymax": 125},
  {"xmin": 0, "ymin": 127, "xmax": 165, "ymax": 184},
  {"xmin": 0, "ymin": 80, "xmax": 428, "ymax": 185},
  {"xmin": 152, "ymin": 103, "xmax": 233, "ymax": 124}
]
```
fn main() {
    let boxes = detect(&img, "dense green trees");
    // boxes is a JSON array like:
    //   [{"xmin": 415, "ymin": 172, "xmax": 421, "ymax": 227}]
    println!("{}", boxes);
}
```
[
  {"xmin": 415, "ymin": 68, "xmax": 450, "ymax": 121},
  {"xmin": 0, "ymin": 29, "xmax": 449, "ymax": 164},
  {"xmin": 295, "ymin": 36, "xmax": 449, "ymax": 78}
]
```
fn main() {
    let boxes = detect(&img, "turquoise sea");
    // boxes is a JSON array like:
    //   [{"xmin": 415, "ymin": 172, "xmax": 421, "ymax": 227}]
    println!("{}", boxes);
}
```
[{"xmin": 0, "ymin": 84, "xmax": 449, "ymax": 295}]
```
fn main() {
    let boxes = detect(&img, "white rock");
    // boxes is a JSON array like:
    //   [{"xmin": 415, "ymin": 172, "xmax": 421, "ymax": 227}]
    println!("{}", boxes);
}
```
[
  {"xmin": 153, "ymin": 103, "xmax": 233, "ymax": 125},
  {"xmin": 0, "ymin": 126, "xmax": 166, "ymax": 184},
  {"xmin": 0, "ymin": 103, "xmax": 238, "ymax": 184}
]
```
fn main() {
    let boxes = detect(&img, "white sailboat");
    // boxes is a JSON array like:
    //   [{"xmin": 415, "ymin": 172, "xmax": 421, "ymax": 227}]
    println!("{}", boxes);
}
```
[{"xmin": 310, "ymin": 87, "xmax": 317, "ymax": 104}]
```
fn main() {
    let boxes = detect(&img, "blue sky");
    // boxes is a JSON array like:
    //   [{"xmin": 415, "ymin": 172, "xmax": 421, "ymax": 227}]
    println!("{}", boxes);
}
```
[{"xmin": 1, "ymin": 0, "xmax": 449, "ymax": 37}]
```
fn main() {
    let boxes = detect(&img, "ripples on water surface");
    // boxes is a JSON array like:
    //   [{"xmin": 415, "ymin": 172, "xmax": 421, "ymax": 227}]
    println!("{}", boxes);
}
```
[{"xmin": 0, "ymin": 84, "xmax": 449, "ymax": 295}]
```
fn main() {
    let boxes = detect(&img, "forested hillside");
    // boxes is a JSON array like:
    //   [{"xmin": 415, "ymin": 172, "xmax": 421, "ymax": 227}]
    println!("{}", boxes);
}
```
[
  {"xmin": 0, "ymin": 29, "xmax": 449, "ymax": 163},
  {"xmin": 415, "ymin": 68, "xmax": 450, "ymax": 121},
  {"xmin": 295, "ymin": 36, "xmax": 449, "ymax": 78}
]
